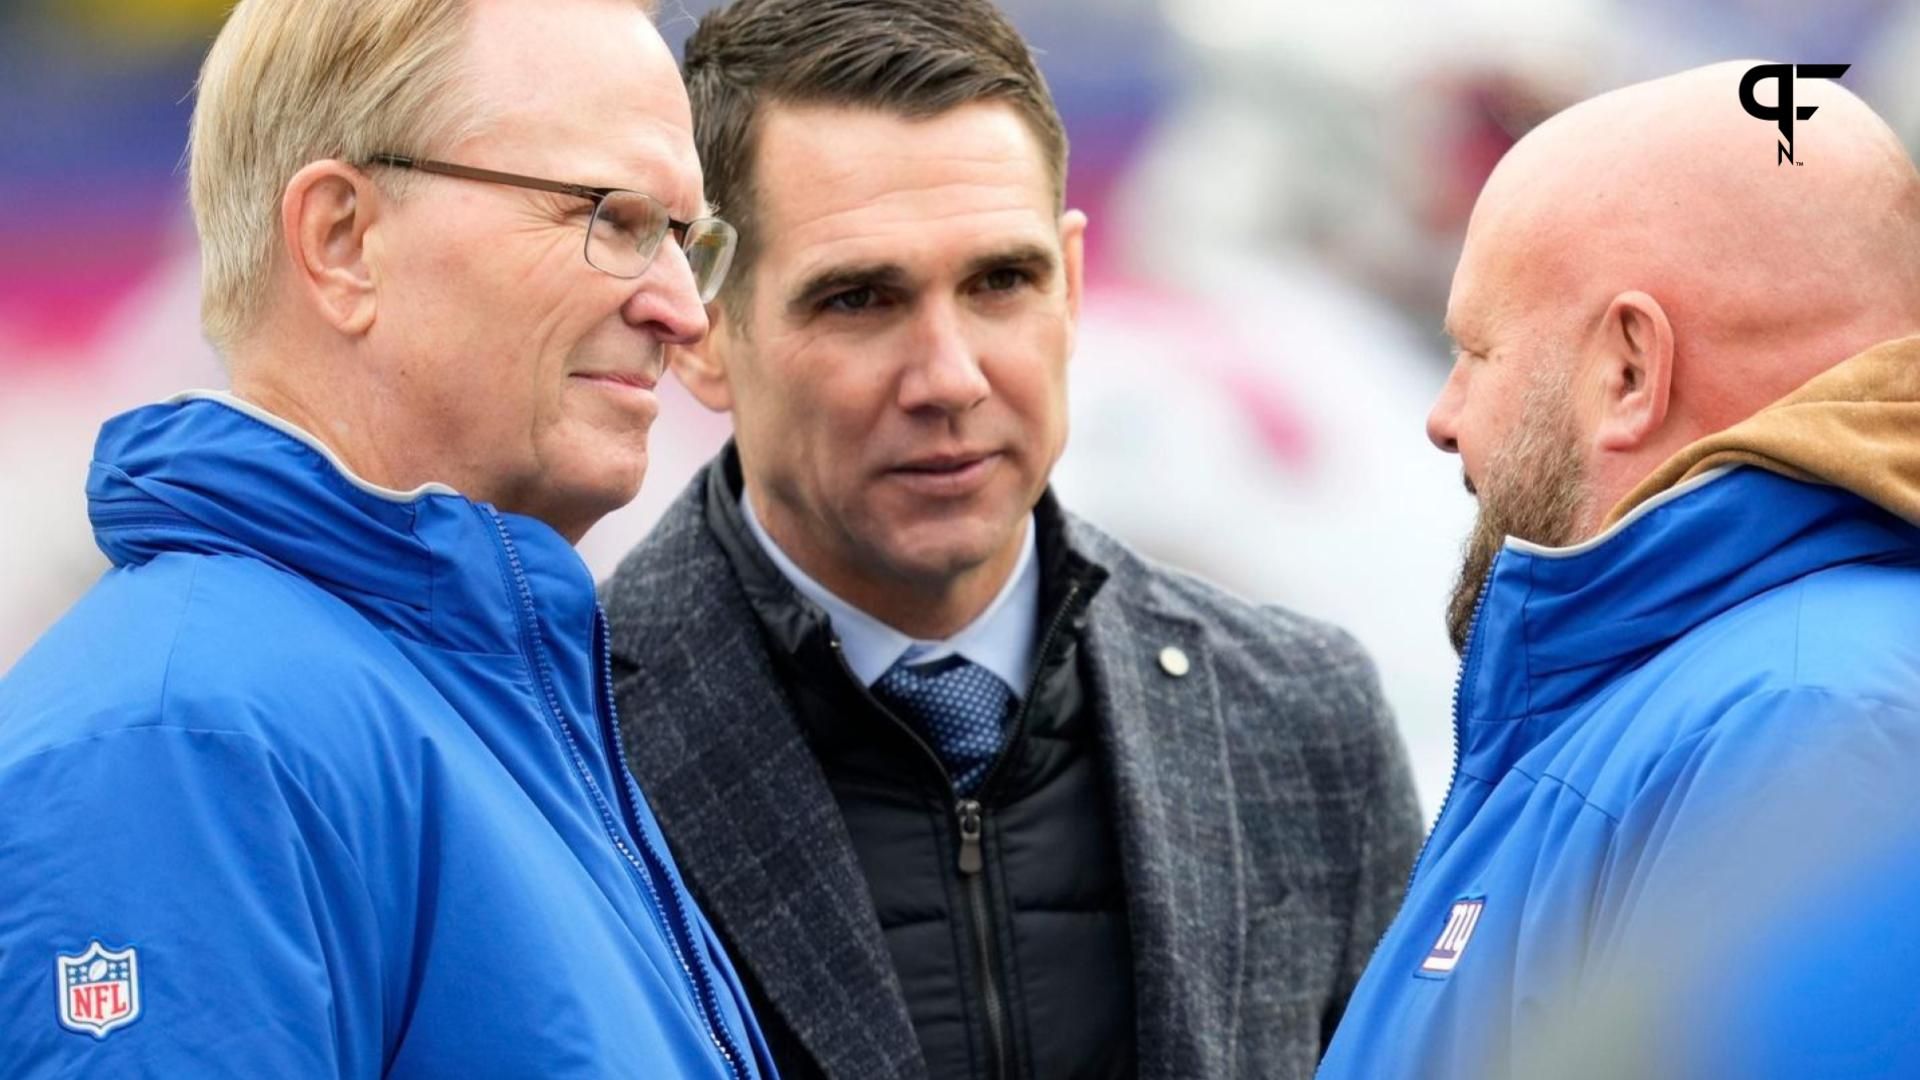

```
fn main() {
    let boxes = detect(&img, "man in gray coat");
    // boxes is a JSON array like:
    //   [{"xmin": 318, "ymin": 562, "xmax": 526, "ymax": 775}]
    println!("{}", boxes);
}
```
[{"xmin": 600, "ymin": 2, "xmax": 1424, "ymax": 1077}]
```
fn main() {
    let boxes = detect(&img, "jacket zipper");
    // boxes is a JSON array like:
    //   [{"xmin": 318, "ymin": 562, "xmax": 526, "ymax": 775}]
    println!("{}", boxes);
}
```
[
  {"xmin": 1403, "ymin": 567, "xmax": 1496, "ymax": 896},
  {"xmin": 484, "ymin": 509, "xmax": 748, "ymax": 1080},
  {"xmin": 829, "ymin": 578, "xmax": 1085, "ymax": 1080},
  {"xmin": 955, "ymin": 797, "xmax": 1010, "ymax": 1080},
  {"xmin": 596, "ymin": 610, "xmax": 752, "ymax": 1080}
]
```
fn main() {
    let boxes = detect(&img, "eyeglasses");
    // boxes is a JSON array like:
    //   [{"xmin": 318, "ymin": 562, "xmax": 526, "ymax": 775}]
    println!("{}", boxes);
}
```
[{"xmin": 367, "ymin": 153, "xmax": 738, "ymax": 303}]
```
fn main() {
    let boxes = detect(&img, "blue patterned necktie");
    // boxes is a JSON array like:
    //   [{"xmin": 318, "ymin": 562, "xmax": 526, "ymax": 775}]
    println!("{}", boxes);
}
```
[{"xmin": 873, "ymin": 655, "xmax": 1015, "ymax": 795}]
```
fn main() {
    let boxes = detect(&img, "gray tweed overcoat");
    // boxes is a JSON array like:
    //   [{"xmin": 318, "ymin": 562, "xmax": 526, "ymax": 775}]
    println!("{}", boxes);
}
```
[{"xmin": 601, "ymin": 461, "xmax": 1424, "ymax": 1079}]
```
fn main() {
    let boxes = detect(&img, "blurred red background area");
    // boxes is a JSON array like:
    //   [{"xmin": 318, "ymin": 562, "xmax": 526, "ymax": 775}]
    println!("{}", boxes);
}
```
[{"xmin": 0, "ymin": 3, "xmax": 206, "ymax": 365}]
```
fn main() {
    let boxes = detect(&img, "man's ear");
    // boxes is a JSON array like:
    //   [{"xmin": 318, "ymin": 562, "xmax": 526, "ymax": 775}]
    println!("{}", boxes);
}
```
[
  {"xmin": 281, "ymin": 160, "xmax": 381, "ymax": 336},
  {"xmin": 1059, "ymin": 208, "xmax": 1088, "ymax": 343},
  {"xmin": 1590, "ymin": 290, "xmax": 1674, "ymax": 453},
  {"xmin": 1059, "ymin": 208, "xmax": 1090, "ymax": 359},
  {"xmin": 670, "ymin": 300, "xmax": 738, "ymax": 413}
]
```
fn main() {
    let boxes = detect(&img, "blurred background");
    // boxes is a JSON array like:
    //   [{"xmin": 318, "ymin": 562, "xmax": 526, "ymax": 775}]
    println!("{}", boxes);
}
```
[{"xmin": 3, "ymin": 0, "xmax": 1915, "ymax": 810}]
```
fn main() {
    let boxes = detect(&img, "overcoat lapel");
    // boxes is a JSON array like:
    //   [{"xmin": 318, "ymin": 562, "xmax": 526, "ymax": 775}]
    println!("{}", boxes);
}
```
[
  {"xmin": 1078, "ymin": 572, "xmax": 1248, "ymax": 1079},
  {"xmin": 609, "ymin": 513, "xmax": 926, "ymax": 1080}
]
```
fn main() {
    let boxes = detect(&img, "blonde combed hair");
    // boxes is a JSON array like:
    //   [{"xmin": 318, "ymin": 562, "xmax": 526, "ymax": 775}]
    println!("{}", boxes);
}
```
[{"xmin": 189, "ymin": 0, "xmax": 484, "ymax": 351}]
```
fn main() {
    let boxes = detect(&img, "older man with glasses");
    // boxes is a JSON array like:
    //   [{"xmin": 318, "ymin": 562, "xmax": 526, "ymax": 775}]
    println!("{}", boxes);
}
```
[{"xmin": 0, "ymin": 0, "xmax": 769, "ymax": 1076}]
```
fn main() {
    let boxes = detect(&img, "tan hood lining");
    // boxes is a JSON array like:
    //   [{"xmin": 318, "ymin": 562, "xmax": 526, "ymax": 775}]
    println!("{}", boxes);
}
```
[{"xmin": 1604, "ymin": 335, "xmax": 1920, "ymax": 528}]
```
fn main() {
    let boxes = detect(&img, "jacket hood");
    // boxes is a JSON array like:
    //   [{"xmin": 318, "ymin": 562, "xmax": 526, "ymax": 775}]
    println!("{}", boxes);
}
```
[
  {"xmin": 87, "ymin": 392, "xmax": 600, "ymax": 662},
  {"xmin": 1606, "ymin": 333, "xmax": 1920, "ymax": 528}
]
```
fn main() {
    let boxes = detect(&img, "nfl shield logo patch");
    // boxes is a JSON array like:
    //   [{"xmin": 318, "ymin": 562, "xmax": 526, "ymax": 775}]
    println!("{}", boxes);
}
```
[{"xmin": 56, "ymin": 941, "xmax": 141, "ymax": 1038}]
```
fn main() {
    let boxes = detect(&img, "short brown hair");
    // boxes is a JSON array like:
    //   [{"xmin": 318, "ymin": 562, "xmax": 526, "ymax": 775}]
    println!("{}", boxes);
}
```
[{"xmin": 683, "ymin": 0, "xmax": 1069, "ymax": 314}]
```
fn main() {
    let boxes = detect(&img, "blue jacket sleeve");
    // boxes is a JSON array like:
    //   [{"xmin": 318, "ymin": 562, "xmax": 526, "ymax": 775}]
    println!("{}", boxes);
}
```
[{"xmin": 0, "ymin": 725, "xmax": 386, "ymax": 1077}]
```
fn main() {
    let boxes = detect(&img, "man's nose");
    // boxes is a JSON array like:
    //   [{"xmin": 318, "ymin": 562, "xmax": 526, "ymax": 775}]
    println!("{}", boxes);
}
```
[
  {"xmin": 899, "ymin": 300, "xmax": 989, "ymax": 415},
  {"xmin": 621, "ymin": 241, "xmax": 710, "ymax": 347},
  {"xmin": 1427, "ymin": 362, "xmax": 1466, "ymax": 453}
]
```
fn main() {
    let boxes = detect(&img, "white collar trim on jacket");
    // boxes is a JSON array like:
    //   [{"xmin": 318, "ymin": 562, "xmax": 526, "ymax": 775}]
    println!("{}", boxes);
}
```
[
  {"xmin": 1506, "ymin": 466, "xmax": 1738, "ymax": 560},
  {"xmin": 166, "ymin": 390, "xmax": 461, "ymax": 503}
]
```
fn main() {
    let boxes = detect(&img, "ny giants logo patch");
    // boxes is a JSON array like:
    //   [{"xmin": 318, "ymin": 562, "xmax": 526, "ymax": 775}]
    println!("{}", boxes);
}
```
[
  {"xmin": 56, "ymin": 941, "xmax": 141, "ymax": 1038},
  {"xmin": 1419, "ymin": 897, "xmax": 1485, "ymax": 977}
]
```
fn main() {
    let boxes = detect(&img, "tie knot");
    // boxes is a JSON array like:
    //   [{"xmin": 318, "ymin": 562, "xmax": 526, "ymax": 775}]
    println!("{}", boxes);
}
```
[{"xmin": 874, "ymin": 657, "xmax": 1013, "ymax": 794}]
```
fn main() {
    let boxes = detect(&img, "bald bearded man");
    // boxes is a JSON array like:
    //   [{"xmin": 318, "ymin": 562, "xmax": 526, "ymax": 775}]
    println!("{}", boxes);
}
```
[{"xmin": 1318, "ymin": 63, "xmax": 1920, "ymax": 1079}]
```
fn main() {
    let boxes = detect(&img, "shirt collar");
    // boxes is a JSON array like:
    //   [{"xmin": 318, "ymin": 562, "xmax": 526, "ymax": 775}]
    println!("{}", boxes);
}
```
[{"xmin": 739, "ymin": 488, "xmax": 1040, "ymax": 696}]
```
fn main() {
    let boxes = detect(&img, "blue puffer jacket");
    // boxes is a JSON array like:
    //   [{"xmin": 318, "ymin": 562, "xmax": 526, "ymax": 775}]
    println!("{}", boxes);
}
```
[
  {"xmin": 1320, "ymin": 343, "xmax": 1920, "ymax": 1078},
  {"xmin": 0, "ymin": 394, "xmax": 776, "ymax": 1078}
]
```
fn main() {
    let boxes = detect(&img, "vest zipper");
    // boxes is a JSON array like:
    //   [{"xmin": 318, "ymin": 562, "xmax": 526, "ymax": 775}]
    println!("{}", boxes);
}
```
[
  {"xmin": 829, "ymin": 647, "xmax": 1013, "ymax": 1078},
  {"xmin": 823, "ymin": 578, "xmax": 1087, "ymax": 1080},
  {"xmin": 955, "ymin": 797, "xmax": 1011, "ymax": 1079},
  {"xmin": 957, "ymin": 798, "xmax": 986, "ymax": 875},
  {"xmin": 484, "ymin": 508, "xmax": 748, "ymax": 1080}
]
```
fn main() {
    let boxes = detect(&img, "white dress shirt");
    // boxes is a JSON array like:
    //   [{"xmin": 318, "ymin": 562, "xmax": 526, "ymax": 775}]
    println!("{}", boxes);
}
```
[{"xmin": 740, "ymin": 489, "xmax": 1040, "ymax": 698}]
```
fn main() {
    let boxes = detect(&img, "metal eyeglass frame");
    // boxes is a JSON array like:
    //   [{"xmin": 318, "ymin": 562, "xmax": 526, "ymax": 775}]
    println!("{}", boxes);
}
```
[{"xmin": 365, "ymin": 152, "xmax": 734, "ymax": 298}]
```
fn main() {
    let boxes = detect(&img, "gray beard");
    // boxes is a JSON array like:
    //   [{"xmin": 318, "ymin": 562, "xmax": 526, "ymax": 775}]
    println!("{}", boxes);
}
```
[{"xmin": 1445, "ymin": 384, "xmax": 1588, "ymax": 655}]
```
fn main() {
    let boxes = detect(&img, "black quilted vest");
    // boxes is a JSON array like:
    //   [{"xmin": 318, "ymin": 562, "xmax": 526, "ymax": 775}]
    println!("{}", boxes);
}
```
[{"xmin": 705, "ymin": 457, "xmax": 1135, "ymax": 1080}]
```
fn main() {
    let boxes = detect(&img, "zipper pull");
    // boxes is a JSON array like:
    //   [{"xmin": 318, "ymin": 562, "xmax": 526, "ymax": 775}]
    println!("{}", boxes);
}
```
[{"xmin": 956, "ymin": 798, "xmax": 984, "ymax": 876}]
